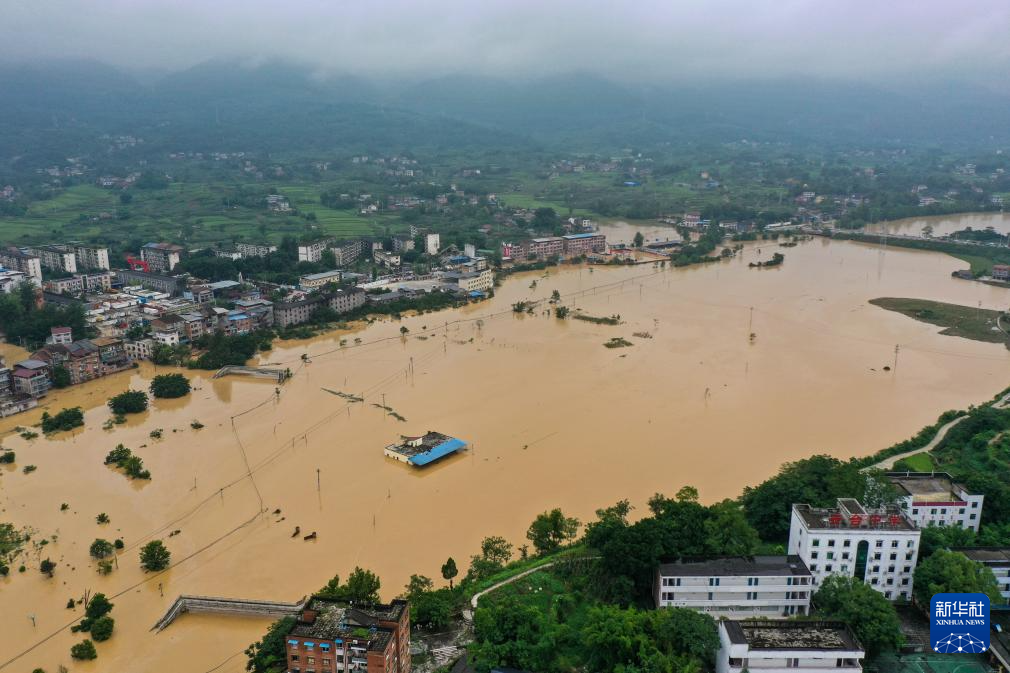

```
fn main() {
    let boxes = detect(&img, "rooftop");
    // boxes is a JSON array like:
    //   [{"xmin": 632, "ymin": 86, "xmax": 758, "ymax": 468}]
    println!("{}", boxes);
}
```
[
  {"xmin": 288, "ymin": 596, "xmax": 405, "ymax": 651},
  {"xmin": 657, "ymin": 555, "xmax": 810, "ymax": 578},
  {"xmin": 724, "ymin": 620, "xmax": 862, "ymax": 651},
  {"xmin": 301, "ymin": 270, "xmax": 343, "ymax": 281},
  {"xmin": 143, "ymin": 242, "xmax": 184, "ymax": 252},
  {"xmin": 885, "ymin": 471, "xmax": 976, "ymax": 500},
  {"xmin": 794, "ymin": 499, "xmax": 916, "ymax": 531},
  {"xmin": 954, "ymin": 547, "xmax": 1010, "ymax": 567},
  {"xmin": 562, "ymin": 232, "xmax": 604, "ymax": 239},
  {"xmin": 385, "ymin": 431, "xmax": 467, "ymax": 466}
]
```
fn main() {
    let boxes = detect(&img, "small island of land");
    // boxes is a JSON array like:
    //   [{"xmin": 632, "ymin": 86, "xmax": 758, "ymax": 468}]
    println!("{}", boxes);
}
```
[{"xmin": 870, "ymin": 297, "xmax": 1009, "ymax": 346}]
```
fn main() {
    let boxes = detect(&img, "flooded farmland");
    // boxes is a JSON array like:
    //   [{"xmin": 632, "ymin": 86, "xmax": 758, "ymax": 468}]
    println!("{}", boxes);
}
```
[{"xmin": 3, "ymin": 234, "xmax": 1010, "ymax": 672}]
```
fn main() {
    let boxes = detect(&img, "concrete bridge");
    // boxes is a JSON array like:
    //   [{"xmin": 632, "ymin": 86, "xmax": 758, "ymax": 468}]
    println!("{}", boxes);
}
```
[
  {"xmin": 152, "ymin": 594, "xmax": 306, "ymax": 631},
  {"xmin": 212, "ymin": 365, "xmax": 290, "ymax": 383}
]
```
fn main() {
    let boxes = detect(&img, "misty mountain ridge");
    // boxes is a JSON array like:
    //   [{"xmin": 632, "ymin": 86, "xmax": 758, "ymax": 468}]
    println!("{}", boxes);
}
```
[{"xmin": 1, "ymin": 58, "xmax": 1009, "ymax": 163}]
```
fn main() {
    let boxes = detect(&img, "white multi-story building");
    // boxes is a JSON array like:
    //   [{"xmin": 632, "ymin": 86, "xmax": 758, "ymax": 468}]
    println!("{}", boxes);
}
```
[
  {"xmin": 886, "ymin": 471, "xmax": 984, "ymax": 532},
  {"xmin": 141, "ymin": 242, "xmax": 184, "ymax": 273},
  {"xmin": 717, "ymin": 621, "xmax": 864, "ymax": 673},
  {"xmin": 0, "ymin": 268, "xmax": 33, "ymax": 292},
  {"xmin": 29, "ymin": 246, "xmax": 77, "ymax": 274},
  {"xmin": 788, "ymin": 499, "xmax": 920, "ymax": 601},
  {"xmin": 0, "ymin": 248, "xmax": 42, "ymax": 280},
  {"xmin": 655, "ymin": 555, "xmax": 812, "ymax": 619},
  {"xmin": 72, "ymin": 244, "xmax": 111, "ymax": 270},
  {"xmin": 236, "ymin": 242, "xmax": 277, "ymax": 258},
  {"xmin": 956, "ymin": 548, "xmax": 1010, "ymax": 603},
  {"xmin": 297, "ymin": 238, "xmax": 334, "ymax": 263},
  {"xmin": 299, "ymin": 270, "xmax": 343, "ymax": 291},
  {"xmin": 330, "ymin": 239, "xmax": 363, "ymax": 266},
  {"xmin": 425, "ymin": 233, "xmax": 441, "ymax": 255}
]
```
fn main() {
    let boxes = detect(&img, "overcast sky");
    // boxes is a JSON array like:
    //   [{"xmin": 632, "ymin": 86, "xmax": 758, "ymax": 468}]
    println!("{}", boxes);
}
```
[{"xmin": 2, "ymin": 0, "xmax": 1009, "ymax": 82}]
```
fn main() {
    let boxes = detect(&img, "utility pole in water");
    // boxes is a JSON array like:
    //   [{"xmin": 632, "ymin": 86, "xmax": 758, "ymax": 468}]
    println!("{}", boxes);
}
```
[{"xmin": 893, "ymin": 344, "xmax": 900, "ymax": 372}]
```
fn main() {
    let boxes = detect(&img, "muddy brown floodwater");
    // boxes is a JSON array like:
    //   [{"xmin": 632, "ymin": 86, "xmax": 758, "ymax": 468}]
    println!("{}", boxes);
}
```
[{"xmin": 3, "ymin": 233, "xmax": 1010, "ymax": 672}]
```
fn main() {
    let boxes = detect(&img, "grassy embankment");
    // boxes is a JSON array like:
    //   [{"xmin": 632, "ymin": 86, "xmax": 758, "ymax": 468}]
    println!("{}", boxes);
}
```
[{"xmin": 869, "ymin": 297, "xmax": 1008, "ymax": 346}]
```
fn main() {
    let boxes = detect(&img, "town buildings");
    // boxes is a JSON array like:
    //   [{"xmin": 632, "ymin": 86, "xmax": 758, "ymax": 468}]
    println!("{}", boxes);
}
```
[
  {"xmin": 425, "ymin": 233, "xmax": 441, "ymax": 255},
  {"xmin": 71, "ymin": 244, "xmax": 111, "ymax": 270},
  {"xmin": 654, "ymin": 556, "xmax": 812, "ymax": 618},
  {"xmin": 373, "ymin": 250, "xmax": 401, "ymax": 269},
  {"xmin": 27, "ymin": 245, "xmax": 78, "ymax": 274},
  {"xmin": 716, "ymin": 620, "xmax": 864, "ymax": 673},
  {"xmin": 331, "ymin": 240, "xmax": 364, "ymax": 266},
  {"xmin": 954, "ymin": 548, "xmax": 1010, "ymax": 603},
  {"xmin": 298, "ymin": 238, "xmax": 334, "ymax": 263},
  {"xmin": 236, "ymin": 242, "xmax": 277, "ymax": 258},
  {"xmin": 116, "ymin": 269, "xmax": 186, "ymax": 295},
  {"xmin": 788, "ymin": 499, "xmax": 920, "ymax": 601},
  {"xmin": 140, "ymin": 242, "xmax": 184, "ymax": 273},
  {"xmin": 0, "ymin": 268, "xmax": 33, "ymax": 292},
  {"xmin": 994, "ymin": 265, "xmax": 1010, "ymax": 282},
  {"xmin": 561, "ymin": 233, "xmax": 607, "ymax": 256},
  {"xmin": 0, "ymin": 247, "xmax": 42, "ymax": 280},
  {"xmin": 11, "ymin": 359, "xmax": 50, "ymax": 398},
  {"xmin": 885, "ymin": 471, "xmax": 984, "ymax": 531},
  {"xmin": 442, "ymin": 269, "xmax": 494, "ymax": 293},
  {"xmin": 300, "ymin": 270, "xmax": 344, "ymax": 291},
  {"xmin": 273, "ymin": 288, "xmax": 367, "ymax": 328},
  {"xmin": 285, "ymin": 597, "xmax": 410, "ymax": 673}
]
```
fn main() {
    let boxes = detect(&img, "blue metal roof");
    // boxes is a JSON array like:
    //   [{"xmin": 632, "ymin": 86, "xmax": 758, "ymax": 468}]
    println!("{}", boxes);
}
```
[
  {"xmin": 563, "ymin": 233, "xmax": 599, "ymax": 240},
  {"xmin": 408, "ymin": 437, "xmax": 467, "ymax": 466}
]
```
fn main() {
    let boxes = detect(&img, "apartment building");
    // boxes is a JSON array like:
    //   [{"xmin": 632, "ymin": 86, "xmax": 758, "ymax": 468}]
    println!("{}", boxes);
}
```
[
  {"xmin": 716, "ymin": 620, "xmax": 864, "ymax": 673},
  {"xmin": 425, "ymin": 233, "xmax": 440, "ymax": 255},
  {"xmin": 236, "ymin": 242, "xmax": 277, "ymax": 258},
  {"xmin": 331, "ymin": 239, "xmax": 364, "ymax": 266},
  {"xmin": 373, "ymin": 249, "xmax": 401, "ymax": 269},
  {"xmin": 562, "ymin": 232, "xmax": 607, "ymax": 257},
  {"xmin": 655, "ymin": 555, "xmax": 812, "ymax": 618},
  {"xmin": 285, "ymin": 597, "xmax": 410, "ymax": 673},
  {"xmin": 29, "ymin": 245, "xmax": 77, "ymax": 273},
  {"xmin": 298, "ymin": 238, "xmax": 334, "ymax": 263},
  {"xmin": 0, "ymin": 247, "xmax": 42, "ymax": 280},
  {"xmin": 11, "ymin": 360, "xmax": 50, "ymax": 398},
  {"xmin": 788, "ymin": 499, "xmax": 920, "ymax": 601},
  {"xmin": 954, "ymin": 548, "xmax": 1010, "ymax": 603},
  {"xmin": 71, "ymin": 244, "xmax": 111, "ymax": 270},
  {"xmin": 527, "ymin": 236, "xmax": 564, "ymax": 259},
  {"xmin": 300, "ymin": 270, "xmax": 343, "ymax": 291},
  {"xmin": 116, "ymin": 269, "xmax": 185, "ymax": 295},
  {"xmin": 886, "ymin": 471, "xmax": 984, "ymax": 532},
  {"xmin": 274, "ymin": 289, "xmax": 366, "ymax": 328},
  {"xmin": 140, "ymin": 242, "xmax": 184, "ymax": 273},
  {"xmin": 443, "ymin": 269, "xmax": 494, "ymax": 293}
]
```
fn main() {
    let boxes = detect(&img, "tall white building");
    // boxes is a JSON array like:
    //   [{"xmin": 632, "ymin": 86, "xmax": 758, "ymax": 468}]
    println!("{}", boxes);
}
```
[
  {"xmin": 297, "ymin": 238, "xmax": 334, "ymax": 263},
  {"xmin": 72, "ymin": 244, "xmax": 111, "ymax": 270},
  {"xmin": 654, "ymin": 555, "xmax": 812, "ymax": 619},
  {"xmin": 425, "ymin": 233, "xmax": 440, "ymax": 255},
  {"xmin": 29, "ymin": 246, "xmax": 77, "ymax": 274},
  {"xmin": 717, "ymin": 620, "xmax": 864, "ymax": 673},
  {"xmin": 886, "ymin": 471, "xmax": 984, "ymax": 532},
  {"xmin": 788, "ymin": 499, "xmax": 920, "ymax": 601}
]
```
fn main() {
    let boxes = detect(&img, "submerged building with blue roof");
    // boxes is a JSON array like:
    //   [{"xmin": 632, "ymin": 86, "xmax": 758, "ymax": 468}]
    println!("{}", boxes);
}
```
[{"xmin": 384, "ymin": 431, "xmax": 468, "ymax": 467}]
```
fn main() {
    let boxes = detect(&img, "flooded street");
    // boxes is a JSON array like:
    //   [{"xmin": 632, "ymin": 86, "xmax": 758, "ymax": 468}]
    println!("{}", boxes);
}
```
[
  {"xmin": 3, "ymin": 235, "xmax": 1010, "ymax": 672},
  {"xmin": 864, "ymin": 211, "xmax": 1010, "ymax": 237}
]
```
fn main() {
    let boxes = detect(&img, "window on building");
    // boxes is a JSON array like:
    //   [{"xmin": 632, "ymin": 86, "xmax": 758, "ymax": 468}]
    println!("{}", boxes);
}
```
[
  {"xmin": 907, "ymin": 540, "xmax": 915, "ymax": 548},
  {"xmin": 890, "ymin": 553, "xmax": 897, "ymax": 561},
  {"xmin": 811, "ymin": 551, "xmax": 819, "ymax": 559},
  {"xmin": 901, "ymin": 578, "xmax": 910, "ymax": 586},
  {"xmin": 876, "ymin": 541, "xmax": 883, "ymax": 548},
  {"xmin": 825, "ymin": 564, "xmax": 833, "ymax": 572},
  {"xmin": 812, "ymin": 539, "xmax": 820, "ymax": 547},
  {"xmin": 891, "ymin": 541, "xmax": 899, "ymax": 548},
  {"xmin": 843, "ymin": 540, "xmax": 851, "ymax": 547},
  {"xmin": 842, "ymin": 552, "xmax": 850, "ymax": 560},
  {"xmin": 828, "ymin": 540, "xmax": 836, "ymax": 547},
  {"xmin": 827, "ymin": 552, "xmax": 835, "ymax": 560}
]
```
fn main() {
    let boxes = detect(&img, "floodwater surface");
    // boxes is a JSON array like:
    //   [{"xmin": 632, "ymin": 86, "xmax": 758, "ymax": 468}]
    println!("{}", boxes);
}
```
[
  {"xmin": 2, "ymin": 235, "xmax": 1010, "ymax": 672},
  {"xmin": 864, "ymin": 211, "xmax": 1010, "ymax": 238}
]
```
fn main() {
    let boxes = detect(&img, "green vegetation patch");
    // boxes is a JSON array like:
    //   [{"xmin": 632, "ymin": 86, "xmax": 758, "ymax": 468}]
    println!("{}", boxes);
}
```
[{"xmin": 869, "ymin": 297, "xmax": 1008, "ymax": 345}]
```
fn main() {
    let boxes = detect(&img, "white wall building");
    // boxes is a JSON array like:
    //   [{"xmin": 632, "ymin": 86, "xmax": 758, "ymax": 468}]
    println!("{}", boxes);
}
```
[
  {"xmin": 717, "ymin": 621, "xmax": 864, "ymax": 673},
  {"xmin": 886, "ymin": 471, "xmax": 984, "ymax": 532},
  {"xmin": 655, "ymin": 555, "xmax": 812, "ymax": 619},
  {"xmin": 425, "ymin": 233, "xmax": 440, "ymax": 255},
  {"xmin": 299, "ymin": 269, "xmax": 343, "ymax": 291},
  {"xmin": 297, "ymin": 238, "xmax": 334, "ymax": 263},
  {"xmin": 956, "ymin": 548, "xmax": 1010, "ymax": 603},
  {"xmin": 788, "ymin": 499, "xmax": 920, "ymax": 601},
  {"xmin": 73, "ymin": 244, "xmax": 111, "ymax": 270},
  {"xmin": 29, "ymin": 246, "xmax": 77, "ymax": 274}
]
